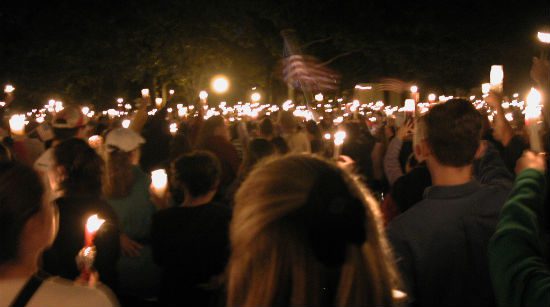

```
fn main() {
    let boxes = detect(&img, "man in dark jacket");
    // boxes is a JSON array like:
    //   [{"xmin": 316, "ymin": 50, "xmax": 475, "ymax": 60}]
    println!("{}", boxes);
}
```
[{"xmin": 388, "ymin": 99, "xmax": 513, "ymax": 307}]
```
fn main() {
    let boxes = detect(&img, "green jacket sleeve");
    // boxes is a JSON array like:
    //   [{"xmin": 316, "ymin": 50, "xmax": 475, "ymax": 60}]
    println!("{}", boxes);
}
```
[{"xmin": 489, "ymin": 169, "xmax": 550, "ymax": 307}]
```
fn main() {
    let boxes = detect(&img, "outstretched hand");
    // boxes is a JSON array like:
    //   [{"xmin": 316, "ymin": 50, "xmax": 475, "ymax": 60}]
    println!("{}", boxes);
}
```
[{"xmin": 515, "ymin": 151, "xmax": 546, "ymax": 175}]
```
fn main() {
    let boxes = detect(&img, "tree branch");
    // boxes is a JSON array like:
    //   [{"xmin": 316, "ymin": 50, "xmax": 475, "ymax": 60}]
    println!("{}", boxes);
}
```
[{"xmin": 319, "ymin": 49, "xmax": 361, "ymax": 66}]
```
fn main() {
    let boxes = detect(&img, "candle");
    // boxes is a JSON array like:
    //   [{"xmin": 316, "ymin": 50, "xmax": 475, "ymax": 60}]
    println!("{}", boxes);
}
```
[
  {"xmin": 155, "ymin": 98, "xmax": 163, "ymax": 108},
  {"xmin": 404, "ymin": 99, "xmax": 416, "ymax": 120},
  {"xmin": 490, "ymin": 65, "xmax": 503, "ymax": 93},
  {"xmin": 122, "ymin": 119, "xmax": 131, "ymax": 129},
  {"xmin": 85, "ymin": 214, "xmax": 106, "ymax": 247},
  {"xmin": 4, "ymin": 85, "xmax": 15, "ymax": 94},
  {"xmin": 428, "ymin": 93, "xmax": 436, "ymax": 103},
  {"xmin": 9, "ymin": 114, "xmax": 26, "ymax": 136},
  {"xmin": 151, "ymin": 169, "xmax": 168, "ymax": 197},
  {"xmin": 333, "ymin": 131, "xmax": 346, "ymax": 159},
  {"xmin": 525, "ymin": 88, "xmax": 543, "ymax": 152},
  {"xmin": 141, "ymin": 89, "xmax": 150, "ymax": 98},
  {"xmin": 481, "ymin": 83, "xmax": 491, "ymax": 96},
  {"xmin": 169, "ymin": 123, "xmax": 178, "ymax": 135}
]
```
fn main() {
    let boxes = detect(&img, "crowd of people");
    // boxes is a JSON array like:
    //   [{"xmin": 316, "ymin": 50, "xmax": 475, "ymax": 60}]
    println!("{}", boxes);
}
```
[{"xmin": 1, "ymin": 57, "xmax": 550, "ymax": 307}]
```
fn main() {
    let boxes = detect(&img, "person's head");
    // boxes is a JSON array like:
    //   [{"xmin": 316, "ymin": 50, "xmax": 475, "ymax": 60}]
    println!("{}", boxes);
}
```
[
  {"xmin": 52, "ymin": 105, "xmax": 87, "ymax": 141},
  {"xmin": 171, "ymin": 151, "xmax": 221, "ymax": 201},
  {"xmin": 305, "ymin": 120, "xmax": 321, "ymax": 139},
  {"xmin": 415, "ymin": 99, "xmax": 483, "ymax": 167},
  {"xmin": 196, "ymin": 116, "xmax": 229, "ymax": 147},
  {"xmin": 278, "ymin": 110, "xmax": 298, "ymax": 133},
  {"xmin": 270, "ymin": 136, "xmax": 289, "ymax": 155},
  {"xmin": 227, "ymin": 155, "xmax": 400, "ymax": 307},
  {"xmin": 50, "ymin": 138, "xmax": 104, "ymax": 197},
  {"xmin": 259, "ymin": 117, "xmax": 274, "ymax": 139},
  {"xmin": 242, "ymin": 138, "xmax": 276, "ymax": 174},
  {"xmin": 0, "ymin": 162, "xmax": 57, "ymax": 266},
  {"xmin": 103, "ymin": 128, "xmax": 145, "ymax": 198}
]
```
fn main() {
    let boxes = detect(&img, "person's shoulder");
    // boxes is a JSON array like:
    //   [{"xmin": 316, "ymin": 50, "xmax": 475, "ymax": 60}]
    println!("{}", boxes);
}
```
[
  {"xmin": 37, "ymin": 277, "xmax": 119, "ymax": 307},
  {"xmin": 387, "ymin": 199, "xmax": 432, "ymax": 234}
]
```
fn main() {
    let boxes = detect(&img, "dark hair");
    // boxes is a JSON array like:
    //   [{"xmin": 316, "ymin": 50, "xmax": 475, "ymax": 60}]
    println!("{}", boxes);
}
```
[
  {"xmin": 53, "ymin": 138, "xmax": 104, "ymax": 196},
  {"xmin": 271, "ymin": 136, "xmax": 289, "ymax": 154},
  {"xmin": 53, "ymin": 127, "xmax": 80, "ymax": 141},
  {"xmin": 425, "ymin": 99, "xmax": 482, "ymax": 167},
  {"xmin": 0, "ymin": 162, "xmax": 44, "ymax": 263},
  {"xmin": 171, "ymin": 151, "xmax": 221, "ymax": 198},
  {"xmin": 0, "ymin": 142, "xmax": 13, "ymax": 162},
  {"xmin": 242, "ymin": 138, "xmax": 276, "ymax": 174},
  {"xmin": 259, "ymin": 118, "xmax": 274, "ymax": 138}
]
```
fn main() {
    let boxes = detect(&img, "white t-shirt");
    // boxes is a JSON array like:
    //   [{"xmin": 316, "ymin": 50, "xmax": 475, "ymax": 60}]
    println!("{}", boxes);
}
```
[{"xmin": 0, "ymin": 276, "xmax": 119, "ymax": 307}]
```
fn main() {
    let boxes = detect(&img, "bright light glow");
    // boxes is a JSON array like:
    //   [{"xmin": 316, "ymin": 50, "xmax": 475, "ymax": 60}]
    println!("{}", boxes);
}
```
[
  {"xmin": 428, "ymin": 93, "xmax": 436, "ymax": 102},
  {"xmin": 36, "ymin": 117, "xmax": 45, "ymax": 124},
  {"xmin": 315, "ymin": 93, "xmax": 324, "ymax": 102},
  {"xmin": 334, "ymin": 131, "xmax": 347, "ymax": 146},
  {"xmin": 81, "ymin": 107, "xmax": 90, "ymax": 115},
  {"xmin": 88, "ymin": 135, "xmax": 102, "ymax": 147},
  {"xmin": 124, "ymin": 104, "xmax": 132, "ymax": 110},
  {"xmin": 482, "ymin": 83, "xmax": 491, "ymax": 95},
  {"xmin": 490, "ymin": 65, "xmax": 504, "ymax": 88},
  {"xmin": 211, "ymin": 76, "xmax": 229, "ymax": 93},
  {"xmin": 86, "ymin": 214, "xmax": 106, "ymax": 234},
  {"xmin": 355, "ymin": 85, "xmax": 372, "ymax": 90},
  {"xmin": 169, "ymin": 123, "xmax": 178, "ymax": 135},
  {"xmin": 169, "ymin": 89, "xmax": 175, "ymax": 95},
  {"xmin": 141, "ymin": 89, "xmax": 150, "ymax": 97},
  {"xmin": 151, "ymin": 169, "xmax": 168, "ymax": 195},
  {"xmin": 9, "ymin": 114, "xmax": 26, "ymax": 135},
  {"xmin": 251, "ymin": 92, "xmax": 261, "ymax": 102},
  {"xmin": 199, "ymin": 90, "xmax": 208, "ymax": 100},
  {"xmin": 513, "ymin": 93, "xmax": 519, "ymax": 98},
  {"xmin": 4, "ymin": 85, "xmax": 14, "ymax": 94},
  {"xmin": 538, "ymin": 31, "xmax": 550, "ymax": 44},
  {"xmin": 122, "ymin": 119, "xmax": 131, "ymax": 129},
  {"xmin": 410, "ymin": 85, "xmax": 418, "ymax": 93},
  {"xmin": 525, "ymin": 87, "xmax": 542, "ymax": 120},
  {"xmin": 404, "ymin": 99, "xmax": 416, "ymax": 112},
  {"xmin": 155, "ymin": 98, "xmax": 163, "ymax": 108},
  {"xmin": 324, "ymin": 133, "xmax": 331, "ymax": 140},
  {"xmin": 117, "ymin": 98, "xmax": 124, "ymax": 103}
]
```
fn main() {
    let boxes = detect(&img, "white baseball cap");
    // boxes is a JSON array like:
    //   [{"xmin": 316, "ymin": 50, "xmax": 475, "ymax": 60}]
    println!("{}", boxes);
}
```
[{"xmin": 105, "ymin": 128, "xmax": 145, "ymax": 152}]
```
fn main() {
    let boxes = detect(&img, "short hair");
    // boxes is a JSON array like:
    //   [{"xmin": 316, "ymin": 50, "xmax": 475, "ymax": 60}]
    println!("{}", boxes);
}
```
[
  {"xmin": 0, "ymin": 162, "xmax": 44, "ymax": 263},
  {"xmin": 171, "ymin": 151, "xmax": 221, "ymax": 198},
  {"xmin": 53, "ymin": 138, "xmax": 104, "ymax": 196},
  {"xmin": 424, "ymin": 99, "xmax": 483, "ymax": 167},
  {"xmin": 53, "ymin": 127, "xmax": 80, "ymax": 141}
]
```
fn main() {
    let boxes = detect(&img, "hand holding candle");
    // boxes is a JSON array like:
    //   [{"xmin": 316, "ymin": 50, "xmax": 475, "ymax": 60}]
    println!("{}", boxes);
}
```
[
  {"xmin": 78, "ymin": 214, "xmax": 105, "ymax": 285},
  {"xmin": 525, "ymin": 87, "xmax": 543, "ymax": 153},
  {"xmin": 151, "ymin": 169, "xmax": 168, "ymax": 198}
]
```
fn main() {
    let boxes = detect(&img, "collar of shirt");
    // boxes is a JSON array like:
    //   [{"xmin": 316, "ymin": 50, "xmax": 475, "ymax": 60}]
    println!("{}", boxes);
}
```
[{"xmin": 423, "ymin": 180, "xmax": 481, "ymax": 200}]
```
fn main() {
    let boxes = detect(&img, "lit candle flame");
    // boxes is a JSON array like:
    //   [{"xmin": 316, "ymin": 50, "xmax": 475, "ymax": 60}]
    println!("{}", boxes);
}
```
[
  {"xmin": 122, "ymin": 119, "xmax": 131, "ymax": 129},
  {"xmin": 538, "ymin": 31, "xmax": 550, "ymax": 44},
  {"xmin": 151, "ymin": 169, "xmax": 168, "ymax": 196},
  {"xmin": 199, "ymin": 90, "xmax": 208, "ymax": 100},
  {"xmin": 4, "ymin": 85, "xmax": 15, "ymax": 94},
  {"xmin": 9, "ymin": 114, "xmax": 26, "ymax": 136},
  {"xmin": 86, "ymin": 214, "xmax": 106, "ymax": 234},
  {"xmin": 410, "ymin": 85, "xmax": 418, "ymax": 93},
  {"xmin": 141, "ymin": 89, "xmax": 150, "ymax": 98},
  {"xmin": 334, "ymin": 131, "xmax": 347, "ymax": 146},
  {"xmin": 481, "ymin": 83, "xmax": 491, "ymax": 95},
  {"xmin": 525, "ymin": 87, "xmax": 542, "ymax": 121},
  {"xmin": 404, "ymin": 99, "xmax": 416, "ymax": 112}
]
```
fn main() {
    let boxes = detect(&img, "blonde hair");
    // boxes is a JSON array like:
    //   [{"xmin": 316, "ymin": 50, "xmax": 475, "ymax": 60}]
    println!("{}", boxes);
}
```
[{"xmin": 227, "ymin": 155, "xmax": 401, "ymax": 307}]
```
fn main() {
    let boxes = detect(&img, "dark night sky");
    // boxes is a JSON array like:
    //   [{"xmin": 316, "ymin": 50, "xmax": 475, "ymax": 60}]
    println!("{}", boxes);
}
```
[{"xmin": 0, "ymin": 0, "xmax": 549, "ymax": 106}]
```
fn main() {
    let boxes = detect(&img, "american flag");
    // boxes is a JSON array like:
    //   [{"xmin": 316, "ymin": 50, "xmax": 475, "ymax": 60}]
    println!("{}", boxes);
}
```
[
  {"xmin": 280, "ymin": 55, "xmax": 341, "ymax": 92},
  {"xmin": 376, "ymin": 78, "xmax": 413, "ymax": 93}
]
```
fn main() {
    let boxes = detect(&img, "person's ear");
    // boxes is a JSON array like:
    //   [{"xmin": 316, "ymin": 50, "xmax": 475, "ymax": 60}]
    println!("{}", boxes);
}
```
[{"xmin": 414, "ymin": 140, "xmax": 431, "ymax": 162}]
